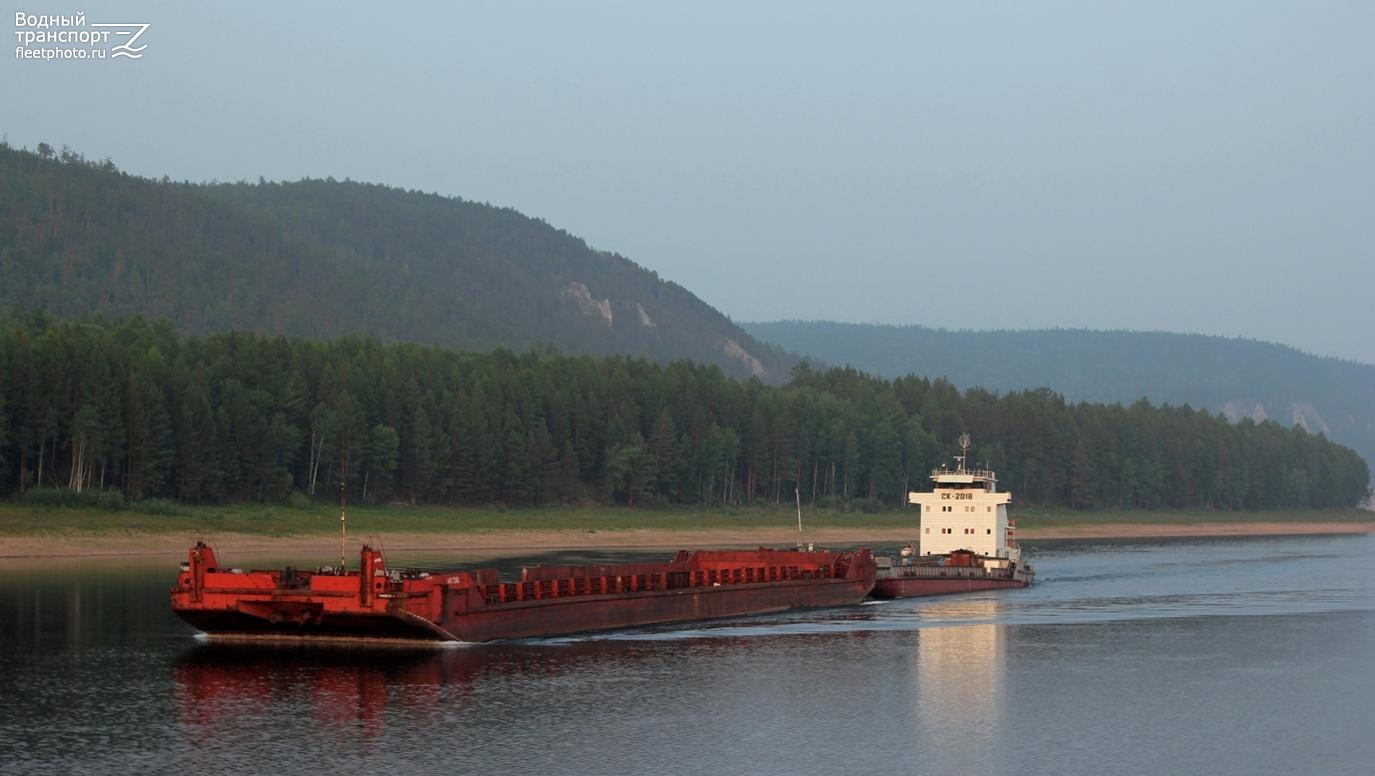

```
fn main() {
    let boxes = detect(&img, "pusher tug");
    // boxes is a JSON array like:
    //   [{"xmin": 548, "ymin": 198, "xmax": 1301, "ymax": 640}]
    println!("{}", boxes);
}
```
[{"xmin": 870, "ymin": 434, "xmax": 1034, "ymax": 598}]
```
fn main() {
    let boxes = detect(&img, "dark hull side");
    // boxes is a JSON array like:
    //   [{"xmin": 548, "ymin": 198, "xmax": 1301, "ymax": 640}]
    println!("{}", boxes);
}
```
[
  {"xmin": 869, "ymin": 576, "xmax": 1027, "ymax": 599},
  {"xmin": 176, "ymin": 577, "xmax": 874, "ymax": 644},
  {"xmin": 446, "ymin": 577, "xmax": 872, "ymax": 641}
]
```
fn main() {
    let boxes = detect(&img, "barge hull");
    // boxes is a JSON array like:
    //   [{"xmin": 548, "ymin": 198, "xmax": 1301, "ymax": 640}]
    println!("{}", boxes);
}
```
[
  {"xmin": 170, "ymin": 543, "xmax": 877, "ymax": 644},
  {"xmin": 443, "ymin": 577, "xmax": 872, "ymax": 641},
  {"xmin": 173, "ymin": 578, "xmax": 872, "ymax": 643}
]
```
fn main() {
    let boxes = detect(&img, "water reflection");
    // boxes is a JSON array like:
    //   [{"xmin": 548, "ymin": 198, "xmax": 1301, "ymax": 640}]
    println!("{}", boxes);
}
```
[
  {"xmin": 170, "ymin": 639, "xmax": 664, "ymax": 749},
  {"xmin": 174, "ymin": 645, "xmax": 412, "ymax": 744},
  {"xmin": 910, "ymin": 597, "xmax": 1005, "ymax": 766}
]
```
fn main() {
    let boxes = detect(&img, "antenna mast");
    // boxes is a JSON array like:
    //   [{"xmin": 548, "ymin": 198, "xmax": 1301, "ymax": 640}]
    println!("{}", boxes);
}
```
[
  {"xmin": 956, "ymin": 432, "xmax": 971, "ymax": 473},
  {"xmin": 339, "ymin": 481, "xmax": 347, "ymax": 569},
  {"xmin": 795, "ymin": 485, "xmax": 804, "ymax": 549}
]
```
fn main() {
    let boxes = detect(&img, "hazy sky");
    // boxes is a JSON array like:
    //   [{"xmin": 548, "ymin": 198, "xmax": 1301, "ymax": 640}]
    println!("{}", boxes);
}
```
[{"xmin": 6, "ymin": 2, "xmax": 1373, "ymax": 362}]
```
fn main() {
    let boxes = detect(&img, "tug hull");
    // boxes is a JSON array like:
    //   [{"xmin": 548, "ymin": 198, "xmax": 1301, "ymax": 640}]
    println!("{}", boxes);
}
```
[
  {"xmin": 870, "ymin": 575, "xmax": 1029, "ymax": 599},
  {"xmin": 870, "ymin": 552, "xmax": 1033, "ymax": 600}
]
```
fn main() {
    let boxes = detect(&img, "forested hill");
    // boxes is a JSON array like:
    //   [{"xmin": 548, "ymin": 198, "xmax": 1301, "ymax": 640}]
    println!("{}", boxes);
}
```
[
  {"xmin": 0, "ymin": 144, "xmax": 792, "ymax": 380},
  {"xmin": 745, "ymin": 321, "xmax": 1375, "ymax": 471},
  {"xmin": 0, "ymin": 315, "xmax": 1367, "ymax": 511}
]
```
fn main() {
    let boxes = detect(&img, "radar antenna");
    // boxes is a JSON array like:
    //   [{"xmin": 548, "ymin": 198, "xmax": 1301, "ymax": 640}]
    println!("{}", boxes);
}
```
[{"xmin": 955, "ymin": 433, "xmax": 971, "ymax": 473}]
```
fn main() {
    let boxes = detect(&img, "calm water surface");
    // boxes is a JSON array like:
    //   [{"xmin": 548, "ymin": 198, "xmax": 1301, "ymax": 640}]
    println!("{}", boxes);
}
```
[{"xmin": 1, "ymin": 534, "xmax": 1372, "ymax": 775}]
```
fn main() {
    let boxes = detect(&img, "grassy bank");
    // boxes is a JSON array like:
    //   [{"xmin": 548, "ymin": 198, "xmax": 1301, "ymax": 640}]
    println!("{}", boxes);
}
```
[
  {"xmin": 1015, "ymin": 507, "xmax": 1374, "ymax": 531},
  {"xmin": 0, "ymin": 502, "xmax": 915, "ymax": 537},
  {"xmin": 0, "ymin": 500, "xmax": 1369, "ymax": 538}
]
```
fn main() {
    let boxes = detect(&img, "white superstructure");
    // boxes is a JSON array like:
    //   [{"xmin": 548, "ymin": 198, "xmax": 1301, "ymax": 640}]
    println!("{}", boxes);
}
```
[{"xmin": 907, "ymin": 434, "xmax": 1021, "ymax": 563}]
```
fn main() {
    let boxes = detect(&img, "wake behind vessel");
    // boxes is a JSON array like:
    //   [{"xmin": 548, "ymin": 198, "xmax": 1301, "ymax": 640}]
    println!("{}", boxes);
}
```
[
  {"xmin": 871, "ymin": 434, "xmax": 1034, "ymax": 598},
  {"xmin": 170, "ymin": 543, "xmax": 877, "ymax": 644}
]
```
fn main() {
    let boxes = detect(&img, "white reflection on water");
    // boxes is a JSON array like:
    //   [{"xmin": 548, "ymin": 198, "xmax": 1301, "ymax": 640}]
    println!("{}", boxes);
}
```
[{"xmin": 911, "ymin": 598, "xmax": 1004, "ymax": 767}]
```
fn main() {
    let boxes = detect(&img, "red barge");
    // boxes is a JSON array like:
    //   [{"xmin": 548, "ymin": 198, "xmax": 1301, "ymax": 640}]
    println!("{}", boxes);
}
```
[
  {"xmin": 170, "ymin": 543, "xmax": 877, "ymax": 644},
  {"xmin": 871, "ymin": 434, "xmax": 1034, "ymax": 599}
]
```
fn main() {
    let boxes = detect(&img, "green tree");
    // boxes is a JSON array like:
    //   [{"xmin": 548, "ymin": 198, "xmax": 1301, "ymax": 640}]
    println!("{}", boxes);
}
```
[
  {"xmin": 556, "ymin": 439, "xmax": 581, "ymax": 503},
  {"xmin": 647, "ymin": 408, "xmax": 679, "ymax": 500},
  {"xmin": 124, "ymin": 372, "xmax": 172, "ymax": 501},
  {"xmin": 364, "ymin": 424, "xmax": 399, "ymax": 503},
  {"xmin": 173, "ymin": 384, "xmax": 220, "ymax": 502},
  {"xmin": 1068, "ymin": 440, "xmax": 1097, "ymax": 508}
]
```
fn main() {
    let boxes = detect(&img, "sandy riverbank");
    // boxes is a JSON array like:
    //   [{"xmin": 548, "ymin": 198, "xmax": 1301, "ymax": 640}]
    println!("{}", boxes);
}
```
[{"xmin": 1, "ymin": 521, "xmax": 1371, "ymax": 560}]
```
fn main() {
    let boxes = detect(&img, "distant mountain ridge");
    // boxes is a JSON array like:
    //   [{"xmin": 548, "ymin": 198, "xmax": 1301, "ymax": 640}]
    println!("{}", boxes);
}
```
[
  {"xmin": 0, "ymin": 144, "xmax": 792, "ymax": 380},
  {"xmin": 743, "ymin": 321, "xmax": 1375, "ymax": 471}
]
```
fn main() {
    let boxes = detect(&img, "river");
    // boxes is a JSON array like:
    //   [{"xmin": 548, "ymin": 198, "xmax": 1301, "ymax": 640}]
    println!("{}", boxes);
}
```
[{"xmin": 1, "ymin": 534, "xmax": 1372, "ymax": 774}]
